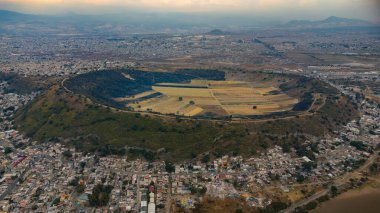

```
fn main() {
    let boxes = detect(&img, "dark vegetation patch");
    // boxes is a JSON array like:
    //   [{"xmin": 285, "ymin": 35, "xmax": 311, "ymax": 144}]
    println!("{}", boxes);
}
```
[
  {"xmin": 350, "ymin": 141, "xmax": 371, "ymax": 152},
  {"xmin": 88, "ymin": 184, "xmax": 113, "ymax": 207},
  {"xmin": 293, "ymin": 92, "xmax": 313, "ymax": 111},
  {"xmin": 64, "ymin": 69, "xmax": 225, "ymax": 108}
]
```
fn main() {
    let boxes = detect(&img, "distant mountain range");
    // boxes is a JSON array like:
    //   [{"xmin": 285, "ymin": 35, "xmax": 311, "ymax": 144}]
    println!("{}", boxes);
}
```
[
  {"xmin": 0, "ymin": 10, "xmax": 33, "ymax": 21},
  {"xmin": 0, "ymin": 10, "xmax": 378, "ymax": 35},
  {"xmin": 285, "ymin": 16, "xmax": 373, "ymax": 28}
]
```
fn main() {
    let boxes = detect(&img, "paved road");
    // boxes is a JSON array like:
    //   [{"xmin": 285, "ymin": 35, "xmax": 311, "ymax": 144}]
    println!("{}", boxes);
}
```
[
  {"xmin": 0, "ymin": 164, "xmax": 31, "ymax": 200},
  {"xmin": 136, "ymin": 162, "xmax": 143, "ymax": 212},
  {"xmin": 165, "ymin": 174, "xmax": 173, "ymax": 213},
  {"xmin": 281, "ymin": 152, "xmax": 378, "ymax": 213},
  {"xmin": 0, "ymin": 154, "xmax": 54, "ymax": 200}
]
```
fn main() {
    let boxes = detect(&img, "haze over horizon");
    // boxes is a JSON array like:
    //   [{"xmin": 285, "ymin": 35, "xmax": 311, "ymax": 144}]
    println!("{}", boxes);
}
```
[{"xmin": 0, "ymin": 0, "xmax": 379, "ymax": 22}]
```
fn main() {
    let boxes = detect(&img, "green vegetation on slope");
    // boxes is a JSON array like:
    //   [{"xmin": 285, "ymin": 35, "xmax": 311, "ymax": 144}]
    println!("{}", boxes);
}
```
[{"xmin": 15, "ymin": 85, "xmax": 246, "ymax": 161}]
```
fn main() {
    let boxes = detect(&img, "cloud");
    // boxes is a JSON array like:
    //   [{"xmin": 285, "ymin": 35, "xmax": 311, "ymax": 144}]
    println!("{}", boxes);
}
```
[{"xmin": 0, "ymin": 0, "xmax": 378, "ymax": 21}]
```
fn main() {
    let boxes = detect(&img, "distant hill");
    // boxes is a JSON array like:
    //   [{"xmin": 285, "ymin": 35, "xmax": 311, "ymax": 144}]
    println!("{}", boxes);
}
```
[
  {"xmin": 286, "ymin": 16, "xmax": 373, "ymax": 28},
  {"xmin": 206, "ymin": 29, "xmax": 225, "ymax": 35},
  {"xmin": 0, "ymin": 10, "xmax": 269, "ymax": 35},
  {"xmin": 0, "ymin": 10, "xmax": 36, "ymax": 21},
  {"xmin": 0, "ymin": 10, "xmax": 378, "ymax": 35}
]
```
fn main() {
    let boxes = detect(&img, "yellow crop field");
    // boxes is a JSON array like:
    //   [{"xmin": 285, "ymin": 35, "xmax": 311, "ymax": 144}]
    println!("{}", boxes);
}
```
[
  {"xmin": 123, "ymin": 80, "xmax": 299, "ymax": 117},
  {"xmin": 152, "ymin": 86, "xmax": 213, "ymax": 97},
  {"xmin": 183, "ymin": 106, "xmax": 204, "ymax": 116}
]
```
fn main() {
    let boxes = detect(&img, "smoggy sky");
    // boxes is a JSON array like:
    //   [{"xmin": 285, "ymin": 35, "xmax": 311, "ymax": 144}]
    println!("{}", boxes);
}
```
[{"xmin": 0, "ymin": 0, "xmax": 379, "ymax": 21}]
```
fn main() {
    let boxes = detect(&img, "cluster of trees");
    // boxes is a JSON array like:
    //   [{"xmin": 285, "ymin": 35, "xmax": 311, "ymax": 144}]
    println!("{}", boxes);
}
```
[
  {"xmin": 68, "ymin": 177, "xmax": 80, "ymax": 186},
  {"xmin": 369, "ymin": 163, "xmax": 378, "ymax": 174},
  {"xmin": 302, "ymin": 161, "xmax": 317, "ymax": 172},
  {"xmin": 68, "ymin": 176, "xmax": 85, "ymax": 193},
  {"xmin": 129, "ymin": 148, "xmax": 155, "ymax": 161},
  {"xmin": 98, "ymin": 145, "xmax": 126, "ymax": 157},
  {"xmin": 349, "ymin": 141, "xmax": 368, "ymax": 152},
  {"xmin": 3, "ymin": 147, "xmax": 13, "ymax": 154},
  {"xmin": 330, "ymin": 185, "xmax": 338, "ymax": 197},
  {"xmin": 201, "ymin": 154, "xmax": 210, "ymax": 163},
  {"xmin": 32, "ymin": 187, "xmax": 43, "ymax": 202},
  {"xmin": 296, "ymin": 174, "xmax": 305, "ymax": 183},
  {"xmin": 62, "ymin": 150, "xmax": 72, "ymax": 158},
  {"xmin": 88, "ymin": 184, "xmax": 113, "ymax": 207},
  {"xmin": 189, "ymin": 185, "xmax": 207, "ymax": 195},
  {"xmin": 165, "ymin": 161, "xmax": 175, "ymax": 173},
  {"xmin": 294, "ymin": 143, "xmax": 317, "ymax": 161},
  {"xmin": 0, "ymin": 169, "xmax": 4, "ymax": 179},
  {"xmin": 51, "ymin": 197, "xmax": 60, "ymax": 206},
  {"xmin": 260, "ymin": 201, "xmax": 288, "ymax": 213}
]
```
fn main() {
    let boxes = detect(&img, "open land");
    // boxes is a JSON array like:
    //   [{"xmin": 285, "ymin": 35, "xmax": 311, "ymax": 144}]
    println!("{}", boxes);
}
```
[
  {"xmin": 125, "ymin": 79, "xmax": 298, "ymax": 117},
  {"xmin": 312, "ymin": 187, "xmax": 380, "ymax": 213}
]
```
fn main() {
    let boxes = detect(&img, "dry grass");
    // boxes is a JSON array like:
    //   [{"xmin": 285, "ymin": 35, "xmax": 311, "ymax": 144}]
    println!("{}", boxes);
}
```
[{"xmin": 183, "ymin": 105, "xmax": 204, "ymax": 116}]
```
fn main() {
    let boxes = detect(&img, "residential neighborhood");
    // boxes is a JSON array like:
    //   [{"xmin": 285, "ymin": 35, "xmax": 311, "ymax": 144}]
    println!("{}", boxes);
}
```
[{"xmin": 0, "ymin": 75, "xmax": 378, "ymax": 212}]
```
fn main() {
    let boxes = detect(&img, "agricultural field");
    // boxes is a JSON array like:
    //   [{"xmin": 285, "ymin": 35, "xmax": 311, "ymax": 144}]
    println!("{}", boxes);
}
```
[{"xmin": 124, "ymin": 79, "xmax": 299, "ymax": 117}]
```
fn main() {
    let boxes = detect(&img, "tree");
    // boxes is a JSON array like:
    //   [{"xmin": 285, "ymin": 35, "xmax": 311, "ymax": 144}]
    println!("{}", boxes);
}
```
[
  {"xmin": 88, "ymin": 184, "xmax": 113, "ymax": 207},
  {"xmin": 305, "ymin": 201, "xmax": 318, "ymax": 210},
  {"xmin": 296, "ymin": 174, "xmax": 305, "ymax": 183},
  {"xmin": 330, "ymin": 185, "xmax": 338, "ymax": 197},
  {"xmin": 302, "ymin": 162, "xmax": 316, "ymax": 172},
  {"xmin": 69, "ymin": 177, "xmax": 79, "ymax": 186},
  {"xmin": 51, "ymin": 197, "xmax": 60, "ymax": 206},
  {"xmin": 165, "ymin": 161, "xmax": 175, "ymax": 173},
  {"xmin": 190, "ymin": 185, "xmax": 207, "ymax": 195},
  {"xmin": 76, "ymin": 185, "xmax": 85, "ymax": 194},
  {"xmin": 62, "ymin": 150, "xmax": 72, "ymax": 158},
  {"xmin": 189, "ymin": 100, "xmax": 195, "ymax": 105},
  {"xmin": 4, "ymin": 147, "xmax": 12, "ymax": 154},
  {"xmin": 369, "ymin": 163, "xmax": 378, "ymax": 174},
  {"xmin": 262, "ymin": 201, "xmax": 288, "ymax": 212},
  {"xmin": 201, "ymin": 154, "xmax": 210, "ymax": 163},
  {"xmin": 350, "ymin": 141, "xmax": 367, "ymax": 151},
  {"xmin": 178, "ymin": 96, "xmax": 183, "ymax": 101},
  {"xmin": 80, "ymin": 162, "xmax": 86, "ymax": 169},
  {"xmin": 282, "ymin": 143, "xmax": 290, "ymax": 153}
]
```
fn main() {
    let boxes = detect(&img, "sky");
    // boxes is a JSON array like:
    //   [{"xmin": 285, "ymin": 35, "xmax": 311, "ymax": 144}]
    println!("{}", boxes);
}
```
[{"xmin": 0, "ymin": 0, "xmax": 379, "ymax": 22}]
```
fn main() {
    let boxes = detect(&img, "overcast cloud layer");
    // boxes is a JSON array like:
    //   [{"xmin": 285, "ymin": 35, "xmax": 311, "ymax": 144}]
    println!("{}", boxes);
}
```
[{"xmin": 0, "ymin": 0, "xmax": 379, "ymax": 21}]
